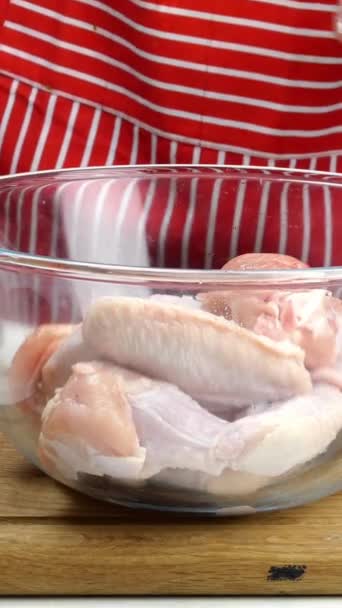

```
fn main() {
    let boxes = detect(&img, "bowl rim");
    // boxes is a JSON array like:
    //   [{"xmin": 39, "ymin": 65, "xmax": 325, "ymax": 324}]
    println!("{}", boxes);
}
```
[
  {"xmin": 0, "ymin": 163, "xmax": 342, "ymax": 290},
  {"xmin": 0, "ymin": 162, "xmax": 341, "ymax": 182}
]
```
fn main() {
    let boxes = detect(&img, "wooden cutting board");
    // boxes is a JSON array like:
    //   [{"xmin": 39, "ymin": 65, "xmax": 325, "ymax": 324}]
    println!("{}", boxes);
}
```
[{"xmin": 2, "ymin": 432, "xmax": 342, "ymax": 596}]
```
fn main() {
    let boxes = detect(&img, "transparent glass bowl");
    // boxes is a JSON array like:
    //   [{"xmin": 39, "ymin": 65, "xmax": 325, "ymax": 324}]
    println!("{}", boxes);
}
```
[{"xmin": 1, "ymin": 164, "xmax": 342, "ymax": 516}]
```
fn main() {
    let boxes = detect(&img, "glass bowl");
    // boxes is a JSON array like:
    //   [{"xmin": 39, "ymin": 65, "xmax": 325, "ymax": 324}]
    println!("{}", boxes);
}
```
[{"xmin": 1, "ymin": 164, "xmax": 342, "ymax": 516}]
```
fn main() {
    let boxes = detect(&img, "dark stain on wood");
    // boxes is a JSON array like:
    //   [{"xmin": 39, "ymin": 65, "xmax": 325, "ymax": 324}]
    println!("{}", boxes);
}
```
[{"xmin": 267, "ymin": 565, "xmax": 307, "ymax": 582}]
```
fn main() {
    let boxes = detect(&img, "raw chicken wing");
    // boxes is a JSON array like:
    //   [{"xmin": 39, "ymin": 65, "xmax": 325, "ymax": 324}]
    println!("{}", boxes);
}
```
[{"xmin": 82, "ymin": 297, "xmax": 312, "ymax": 407}]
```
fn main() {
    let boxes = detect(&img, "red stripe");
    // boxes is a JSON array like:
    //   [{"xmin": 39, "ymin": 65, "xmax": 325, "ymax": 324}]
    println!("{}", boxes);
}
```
[
  {"xmin": 260, "ymin": 181, "xmax": 282, "ymax": 255},
  {"xmin": 316, "ymin": 155, "xmax": 332, "ymax": 171},
  {"xmin": 291, "ymin": 158, "xmax": 309, "ymax": 169},
  {"xmin": 135, "ymin": 128, "xmax": 150, "ymax": 164},
  {"xmin": 306, "ymin": 184, "xmax": 326, "ymax": 266}
]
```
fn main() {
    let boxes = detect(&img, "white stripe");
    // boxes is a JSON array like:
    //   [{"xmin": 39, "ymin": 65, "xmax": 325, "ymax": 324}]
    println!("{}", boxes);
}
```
[
  {"xmin": 309, "ymin": 157, "xmax": 317, "ymax": 170},
  {"xmin": 10, "ymin": 87, "xmax": 38, "ymax": 174},
  {"xmin": 50, "ymin": 182, "xmax": 74, "ymax": 257},
  {"xmin": 278, "ymin": 182, "xmax": 289, "ymax": 255},
  {"xmin": 15, "ymin": 185, "xmax": 34, "ymax": 250},
  {"xmin": 158, "ymin": 141, "xmax": 178, "ymax": 267},
  {"xmin": 323, "ymin": 185, "xmax": 332, "ymax": 267},
  {"xmin": 8, "ymin": 19, "xmax": 342, "ymax": 114},
  {"xmin": 90, "ymin": 179, "xmax": 117, "ymax": 261},
  {"xmin": 80, "ymin": 107, "xmax": 101, "ymax": 167},
  {"xmin": 62, "ymin": 180, "xmax": 94, "ymax": 321},
  {"xmin": 28, "ymin": 185, "xmax": 48, "ymax": 254},
  {"xmin": 254, "ymin": 160, "xmax": 275, "ymax": 253},
  {"xmin": 301, "ymin": 184, "xmax": 311, "ymax": 264},
  {"xmin": 76, "ymin": 0, "xmax": 342, "ymax": 62},
  {"xmin": 8, "ymin": 7, "xmax": 342, "ymax": 87},
  {"xmin": 0, "ymin": 80, "xmax": 18, "ymax": 153},
  {"xmin": 28, "ymin": 185, "xmax": 49, "ymax": 325},
  {"xmin": 205, "ymin": 150, "xmax": 226, "ymax": 268},
  {"xmin": 15, "ymin": 189, "xmax": 23, "ymax": 250},
  {"xmin": 135, "ymin": 139, "xmax": 158, "ymax": 260},
  {"xmin": 329, "ymin": 155, "xmax": 338, "ymax": 172},
  {"xmin": 105, "ymin": 116, "xmax": 122, "ymax": 165},
  {"xmin": 112, "ymin": 180, "xmax": 139, "ymax": 256},
  {"xmin": 30, "ymin": 93, "xmax": 57, "ymax": 171},
  {"xmin": 4, "ymin": 273, "xmax": 11, "ymax": 321},
  {"xmin": 9, "ymin": 274, "xmax": 19, "ymax": 322},
  {"xmin": 5, "ymin": 274, "xmax": 15, "ymax": 322},
  {"xmin": 130, "ymin": 125, "xmax": 140, "ymax": 164},
  {"xmin": 249, "ymin": 0, "xmax": 336, "ymax": 10},
  {"xmin": 31, "ymin": 273, "xmax": 41, "ymax": 325},
  {"xmin": 229, "ymin": 155, "xmax": 250, "ymax": 259},
  {"xmin": 15, "ymin": 186, "xmax": 32, "ymax": 321},
  {"xmin": 289, "ymin": 159, "xmax": 297, "ymax": 168},
  {"xmin": 3, "ymin": 190, "xmax": 12, "ymax": 247},
  {"xmin": 3, "ymin": 45, "xmax": 342, "ymax": 138},
  {"xmin": 55, "ymin": 101, "xmax": 80, "ymax": 169},
  {"xmin": 67, "ymin": 181, "xmax": 94, "ymax": 259},
  {"xmin": 181, "ymin": 147, "xmax": 201, "ymax": 268},
  {"xmin": 129, "ymin": 0, "xmax": 334, "ymax": 38},
  {"xmin": 150, "ymin": 133, "xmax": 157, "ymax": 164}
]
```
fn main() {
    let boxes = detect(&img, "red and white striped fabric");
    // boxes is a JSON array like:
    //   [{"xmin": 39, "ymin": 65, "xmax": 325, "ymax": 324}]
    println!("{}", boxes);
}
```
[
  {"xmin": 0, "ymin": 0, "xmax": 342, "ymax": 324},
  {"xmin": 0, "ymin": 0, "xmax": 341, "ymax": 165}
]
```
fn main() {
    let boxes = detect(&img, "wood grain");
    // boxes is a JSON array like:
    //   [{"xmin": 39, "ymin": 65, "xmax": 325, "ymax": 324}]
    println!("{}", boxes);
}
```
[{"xmin": 1, "ymin": 432, "xmax": 342, "ymax": 595}]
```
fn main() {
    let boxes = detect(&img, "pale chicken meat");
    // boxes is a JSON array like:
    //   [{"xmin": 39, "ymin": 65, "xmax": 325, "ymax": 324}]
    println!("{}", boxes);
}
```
[
  {"xmin": 163, "ymin": 384, "xmax": 342, "ymax": 481},
  {"xmin": 154, "ymin": 467, "xmax": 269, "ymax": 496},
  {"xmin": 312, "ymin": 303, "xmax": 342, "ymax": 389},
  {"xmin": 39, "ymin": 361, "xmax": 236, "ymax": 482},
  {"xmin": 38, "ymin": 361, "xmax": 342, "ymax": 493},
  {"xmin": 9, "ymin": 323, "xmax": 96, "ymax": 429},
  {"xmin": 10, "ymin": 324, "xmax": 74, "ymax": 402},
  {"xmin": 39, "ymin": 362, "xmax": 145, "ymax": 481},
  {"xmin": 227, "ymin": 384, "xmax": 342, "ymax": 477},
  {"xmin": 82, "ymin": 297, "xmax": 312, "ymax": 407},
  {"xmin": 201, "ymin": 253, "xmax": 339, "ymax": 371},
  {"xmin": 128, "ymin": 372, "xmax": 237, "ymax": 478},
  {"xmin": 10, "ymin": 324, "xmax": 75, "ymax": 418},
  {"xmin": 42, "ymin": 325, "xmax": 96, "ymax": 399}
]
